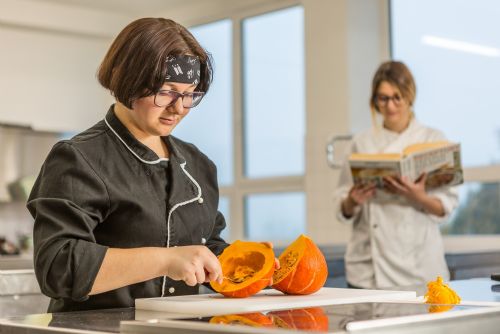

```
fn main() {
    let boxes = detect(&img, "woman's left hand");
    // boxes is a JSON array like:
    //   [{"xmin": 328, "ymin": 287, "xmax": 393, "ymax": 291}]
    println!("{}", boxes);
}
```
[
  {"xmin": 383, "ymin": 173, "xmax": 446, "ymax": 217},
  {"xmin": 383, "ymin": 173, "xmax": 428, "ymax": 203},
  {"xmin": 260, "ymin": 241, "xmax": 280, "ymax": 286}
]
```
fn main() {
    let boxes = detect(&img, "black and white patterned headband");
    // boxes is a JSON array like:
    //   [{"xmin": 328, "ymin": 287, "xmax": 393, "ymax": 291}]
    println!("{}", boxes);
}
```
[{"xmin": 165, "ymin": 55, "xmax": 200, "ymax": 85}]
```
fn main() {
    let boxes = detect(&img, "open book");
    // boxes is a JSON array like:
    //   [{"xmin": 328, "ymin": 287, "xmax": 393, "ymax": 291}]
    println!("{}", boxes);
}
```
[{"xmin": 349, "ymin": 141, "xmax": 463, "ymax": 191}]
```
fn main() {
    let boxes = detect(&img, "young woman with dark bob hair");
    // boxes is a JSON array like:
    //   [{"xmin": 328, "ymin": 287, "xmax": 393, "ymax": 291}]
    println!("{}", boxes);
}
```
[
  {"xmin": 28, "ymin": 18, "xmax": 229, "ymax": 312},
  {"xmin": 333, "ymin": 61, "xmax": 459, "ymax": 289}
]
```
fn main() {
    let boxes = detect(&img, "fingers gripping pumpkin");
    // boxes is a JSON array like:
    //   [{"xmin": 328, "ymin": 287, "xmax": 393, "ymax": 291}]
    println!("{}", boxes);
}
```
[
  {"xmin": 272, "ymin": 235, "xmax": 328, "ymax": 295},
  {"xmin": 211, "ymin": 241, "xmax": 276, "ymax": 298}
]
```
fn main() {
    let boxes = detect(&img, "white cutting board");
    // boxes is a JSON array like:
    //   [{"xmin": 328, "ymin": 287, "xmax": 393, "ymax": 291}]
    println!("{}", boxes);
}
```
[{"xmin": 135, "ymin": 287, "xmax": 417, "ymax": 316}]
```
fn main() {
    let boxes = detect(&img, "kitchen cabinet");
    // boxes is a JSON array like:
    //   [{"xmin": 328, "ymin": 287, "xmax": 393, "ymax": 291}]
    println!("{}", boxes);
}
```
[
  {"xmin": 0, "ymin": 27, "xmax": 112, "ymax": 132},
  {"xmin": 0, "ymin": 127, "xmax": 59, "ymax": 201}
]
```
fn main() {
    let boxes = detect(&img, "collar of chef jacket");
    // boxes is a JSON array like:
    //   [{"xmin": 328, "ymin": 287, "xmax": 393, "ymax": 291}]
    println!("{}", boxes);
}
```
[{"xmin": 103, "ymin": 105, "xmax": 202, "ymax": 219}]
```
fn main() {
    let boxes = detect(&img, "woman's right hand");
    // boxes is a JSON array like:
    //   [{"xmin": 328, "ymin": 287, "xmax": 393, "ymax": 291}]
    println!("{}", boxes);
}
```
[
  {"xmin": 163, "ymin": 245, "xmax": 223, "ymax": 286},
  {"xmin": 341, "ymin": 184, "xmax": 376, "ymax": 218}
]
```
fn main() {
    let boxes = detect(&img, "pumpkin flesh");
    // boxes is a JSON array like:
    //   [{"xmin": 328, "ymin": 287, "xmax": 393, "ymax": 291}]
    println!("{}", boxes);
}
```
[{"xmin": 211, "ymin": 241, "xmax": 275, "ymax": 298}]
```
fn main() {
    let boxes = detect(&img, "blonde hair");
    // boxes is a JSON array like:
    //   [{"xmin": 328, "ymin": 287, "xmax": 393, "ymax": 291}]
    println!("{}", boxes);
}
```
[{"xmin": 369, "ymin": 61, "xmax": 416, "ymax": 127}]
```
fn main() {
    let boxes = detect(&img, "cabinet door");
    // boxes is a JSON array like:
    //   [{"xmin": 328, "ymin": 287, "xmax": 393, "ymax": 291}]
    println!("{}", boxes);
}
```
[{"xmin": 0, "ymin": 28, "xmax": 112, "ymax": 132}]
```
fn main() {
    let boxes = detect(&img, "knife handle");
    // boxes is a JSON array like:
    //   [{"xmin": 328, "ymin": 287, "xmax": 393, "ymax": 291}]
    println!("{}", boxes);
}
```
[{"xmin": 492, "ymin": 273, "xmax": 500, "ymax": 282}]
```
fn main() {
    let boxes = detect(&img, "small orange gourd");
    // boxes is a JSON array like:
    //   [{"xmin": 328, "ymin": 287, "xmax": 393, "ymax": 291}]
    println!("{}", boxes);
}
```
[
  {"xmin": 272, "ymin": 234, "xmax": 328, "ymax": 295},
  {"xmin": 210, "ymin": 240, "xmax": 275, "ymax": 298},
  {"xmin": 424, "ymin": 276, "xmax": 461, "ymax": 313},
  {"xmin": 424, "ymin": 276, "xmax": 461, "ymax": 305}
]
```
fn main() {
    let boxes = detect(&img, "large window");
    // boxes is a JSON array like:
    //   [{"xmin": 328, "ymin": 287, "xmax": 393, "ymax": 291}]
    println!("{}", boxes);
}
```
[
  {"xmin": 177, "ymin": 20, "xmax": 233, "ymax": 187},
  {"xmin": 391, "ymin": 0, "xmax": 500, "ymax": 234},
  {"xmin": 442, "ymin": 183, "xmax": 500, "ymax": 234},
  {"xmin": 245, "ymin": 192, "xmax": 305, "ymax": 241},
  {"xmin": 174, "ymin": 20, "xmax": 233, "ymax": 238},
  {"xmin": 218, "ymin": 197, "xmax": 230, "ymax": 240},
  {"xmin": 242, "ymin": 6, "xmax": 305, "ymax": 179},
  {"xmin": 241, "ymin": 6, "xmax": 305, "ymax": 240},
  {"xmin": 183, "ymin": 6, "xmax": 306, "ymax": 243}
]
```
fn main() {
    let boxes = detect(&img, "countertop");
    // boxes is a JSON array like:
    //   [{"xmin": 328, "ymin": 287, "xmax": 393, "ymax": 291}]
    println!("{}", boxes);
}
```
[{"xmin": 0, "ymin": 278, "xmax": 499, "ymax": 334}]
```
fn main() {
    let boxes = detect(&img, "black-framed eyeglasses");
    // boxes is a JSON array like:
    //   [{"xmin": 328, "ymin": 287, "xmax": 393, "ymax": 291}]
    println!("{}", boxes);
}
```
[
  {"xmin": 153, "ymin": 89, "xmax": 205, "ymax": 109},
  {"xmin": 375, "ymin": 94, "xmax": 403, "ymax": 107}
]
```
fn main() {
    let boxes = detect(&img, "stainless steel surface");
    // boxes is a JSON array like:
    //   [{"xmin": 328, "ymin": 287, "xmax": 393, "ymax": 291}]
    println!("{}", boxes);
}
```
[
  {"xmin": 0, "ymin": 277, "xmax": 499, "ymax": 334},
  {"xmin": 0, "ymin": 269, "xmax": 40, "ymax": 296},
  {"xmin": 120, "ymin": 319, "xmax": 312, "ymax": 334},
  {"xmin": 0, "ymin": 255, "xmax": 33, "ymax": 270},
  {"xmin": 348, "ymin": 307, "xmax": 500, "ymax": 334},
  {"xmin": 0, "ymin": 308, "xmax": 133, "ymax": 334},
  {"xmin": 0, "ymin": 293, "xmax": 49, "ymax": 318},
  {"xmin": 0, "ymin": 255, "xmax": 40, "ymax": 296},
  {"xmin": 121, "ymin": 303, "xmax": 500, "ymax": 334}
]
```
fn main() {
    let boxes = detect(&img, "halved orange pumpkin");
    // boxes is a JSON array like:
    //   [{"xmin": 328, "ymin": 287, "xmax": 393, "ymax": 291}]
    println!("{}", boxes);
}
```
[
  {"xmin": 269, "ymin": 307, "xmax": 329, "ymax": 331},
  {"xmin": 209, "ymin": 312, "xmax": 273, "ymax": 327},
  {"xmin": 210, "ymin": 240, "xmax": 275, "ymax": 298},
  {"xmin": 272, "ymin": 234, "xmax": 328, "ymax": 295}
]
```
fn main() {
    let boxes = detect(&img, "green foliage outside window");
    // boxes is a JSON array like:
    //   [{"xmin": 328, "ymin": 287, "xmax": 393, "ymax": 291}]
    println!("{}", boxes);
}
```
[{"xmin": 442, "ymin": 183, "xmax": 500, "ymax": 235}]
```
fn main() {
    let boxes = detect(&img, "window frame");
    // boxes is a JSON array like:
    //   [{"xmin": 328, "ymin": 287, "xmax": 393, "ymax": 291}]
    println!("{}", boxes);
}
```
[
  {"xmin": 389, "ymin": 0, "xmax": 500, "ymax": 240},
  {"xmin": 388, "ymin": 0, "xmax": 500, "ymax": 184},
  {"xmin": 187, "ymin": 1, "xmax": 305, "ymax": 243},
  {"xmin": 178, "ymin": 0, "xmax": 500, "ymax": 248}
]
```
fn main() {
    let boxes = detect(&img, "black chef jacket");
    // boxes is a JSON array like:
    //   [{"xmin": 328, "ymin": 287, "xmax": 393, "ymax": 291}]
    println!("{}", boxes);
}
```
[{"xmin": 27, "ymin": 105, "xmax": 229, "ymax": 312}]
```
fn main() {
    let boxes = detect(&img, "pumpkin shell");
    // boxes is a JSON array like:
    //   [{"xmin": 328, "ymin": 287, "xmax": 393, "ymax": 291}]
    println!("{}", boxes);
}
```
[
  {"xmin": 210, "ymin": 240, "xmax": 275, "ymax": 298},
  {"xmin": 272, "ymin": 234, "xmax": 328, "ymax": 295},
  {"xmin": 269, "ymin": 307, "xmax": 329, "ymax": 331}
]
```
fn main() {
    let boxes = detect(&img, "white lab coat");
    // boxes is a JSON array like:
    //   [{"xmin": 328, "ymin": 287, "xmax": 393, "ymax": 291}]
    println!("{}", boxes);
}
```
[{"xmin": 333, "ymin": 119, "xmax": 459, "ymax": 289}]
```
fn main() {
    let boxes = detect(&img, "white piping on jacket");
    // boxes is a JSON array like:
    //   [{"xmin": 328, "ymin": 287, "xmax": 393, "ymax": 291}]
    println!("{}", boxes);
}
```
[
  {"xmin": 161, "ymin": 162, "xmax": 202, "ymax": 297},
  {"xmin": 104, "ymin": 117, "xmax": 203, "ymax": 297},
  {"xmin": 104, "ymin": 118, "xmax": 169, "ymax": 164}
]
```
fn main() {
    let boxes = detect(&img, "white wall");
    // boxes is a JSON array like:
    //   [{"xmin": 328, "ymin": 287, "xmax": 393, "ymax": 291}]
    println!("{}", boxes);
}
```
[
  {"xmin": 303, "ymin": 0, "xmax": 389, "ymax": 244},
  {"xmin": 0, "ymin": 0, "xmax": 131, "ymax": 244},
  {"xmin": 0, "ymin": 0, "xmax": 129, "ymax": 132}
]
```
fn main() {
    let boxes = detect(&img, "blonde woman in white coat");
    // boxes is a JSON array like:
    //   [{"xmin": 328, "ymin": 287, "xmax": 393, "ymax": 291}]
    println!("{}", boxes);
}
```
[{"xmin": 333, "ymin": 61, "xmax": 459, "ymax": 289}]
